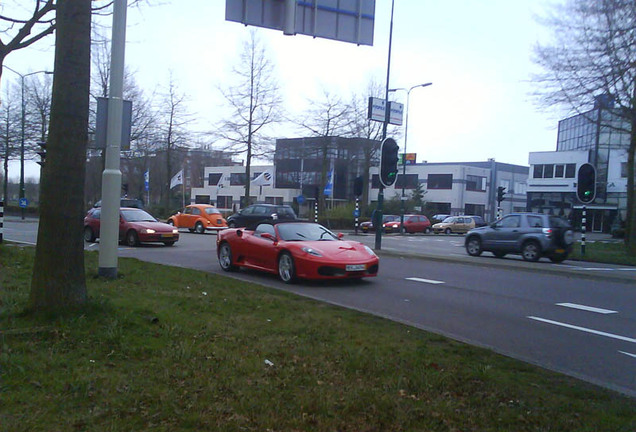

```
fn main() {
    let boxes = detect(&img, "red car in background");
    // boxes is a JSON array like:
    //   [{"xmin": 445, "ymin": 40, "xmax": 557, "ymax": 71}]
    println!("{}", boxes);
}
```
[
  {"xmin": 383, "ymin": 214, "xmax": 432, "ymax": 234},
  {"xmin": 217, "ymin": 221, "xmax": 379, "ymax": 283},
  {"xmin": 84, "ymin": 207, "xmax": 179, "ymax": 247}
]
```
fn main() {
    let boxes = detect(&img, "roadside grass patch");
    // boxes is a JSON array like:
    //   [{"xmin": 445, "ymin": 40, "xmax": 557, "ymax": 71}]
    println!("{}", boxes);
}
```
[
  {"xmin": 1, "ymin": 245, "xmax": 634, "ymax": 431},
  {"xmin": 571, "ymin": 241, "xmax": 636, "ymax": 266}
]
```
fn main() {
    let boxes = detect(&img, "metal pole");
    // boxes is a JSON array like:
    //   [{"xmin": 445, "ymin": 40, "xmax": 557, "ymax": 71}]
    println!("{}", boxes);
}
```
[
  {"xmin": 355, "ymin": 196, "xmax": 359, "ymax": 235},
  {"xmin": 19, "ymin": 75, "xmax": 25, "ymax": 220},
  {"xmin": 98, "ymin": 0, "xmax": 128, "ymax": 278},
  {"xmin": 375, "ymin": 0, "xmax": 395, "ymax": 251},
  {"xmin": 581, "ymin": 205, "xmax": 586, "ymax": 256},
  {"xmin": 0, "ymin": 199, "xmax": 3, "ymax": 244}
]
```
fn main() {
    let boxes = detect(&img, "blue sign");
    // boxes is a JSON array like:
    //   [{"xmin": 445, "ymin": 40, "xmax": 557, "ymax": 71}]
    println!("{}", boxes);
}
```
[
  {"xmin": 353, "ymin": 209, "xmax": 360, "ymax": 218},
  {"xmin": 19, "ymin": 198, "xmax": 28, "ymax": 208},
  {"xmin": 297, "ymin": 195, "xmax": 306, "ymax": 205}
]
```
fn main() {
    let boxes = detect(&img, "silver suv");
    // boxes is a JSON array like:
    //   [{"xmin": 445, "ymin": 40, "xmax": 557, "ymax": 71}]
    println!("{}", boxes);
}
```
[{"xmin": 465, "ymin": 213, "xmax": 574, "ymax": 262}]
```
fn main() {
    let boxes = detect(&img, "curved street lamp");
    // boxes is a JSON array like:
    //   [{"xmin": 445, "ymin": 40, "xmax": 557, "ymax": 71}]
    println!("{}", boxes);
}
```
[{"xmin": 389, "ymin": 82, "xmax": 432, "ymax": 233}]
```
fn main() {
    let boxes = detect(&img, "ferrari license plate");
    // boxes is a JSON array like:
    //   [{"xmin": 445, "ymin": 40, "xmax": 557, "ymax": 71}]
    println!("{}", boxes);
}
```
[{"xmin": 346, "ymin": 264, "xmax": 366, "ymax": 272}]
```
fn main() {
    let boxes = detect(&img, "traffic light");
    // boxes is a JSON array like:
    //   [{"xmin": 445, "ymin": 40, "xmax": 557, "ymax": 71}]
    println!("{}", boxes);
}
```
[
  {"xmin": 380, "ymin": 137, "xmax": 399, "ymax": 187},
  {"xmin": 497, "ymin": 186, "xmax": 506, "ymax": 203},
  {"xmin": 353, "ymin": 176, "xmax": 363, "ymax": 197},
  {"xmin": 36, "ymin": 141, "xmax": 46, "ymax": 166},
  {"xmin": 577, "ymin": 163, "xmax": 596, "ymax": 203}
]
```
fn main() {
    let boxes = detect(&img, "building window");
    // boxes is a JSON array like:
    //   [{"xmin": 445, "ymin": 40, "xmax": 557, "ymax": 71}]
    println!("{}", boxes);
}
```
[
  {"xmin": 543, "ymin": 164, "xmax": 554, "ymax": 178},
  {"xmin": 464, "ymin": 203, "xmax": 485, "ymax": 217},
  {"xmin": 265, "ymin": 196, "xmax": 284, "ymax": 205},
  {"xmin": 565, "ymin": 164, "xmax": 576, "ymax": 178},
  {"xmin": 427, "ymin": 174, "xmax": 452, "ymax": 189},
  {"xmin": 555, "ymin": 165, "xmax": 564, "ymax": 178},
  {"xmin": 230, "ymin": 173, "xmax": 246, "ymax": 186},
  {"xmin": 466, "ymin": 175, "xmax": 486, "ymax": 191},
  {"xmin": 217, "ymin": 195, "xmax": 233, "ymax": 209},
  {"xmin": 208, "ymin": 173, "xmax": 222, "ymax": 186},
  {"xmin": 621, "ymin": 162, "xmax": 627, "ymax": 178},
  {"xmin": 395, "ymin": 174, "xmax": 419, "ymax": 189},
  {"xmin": 533, "ymin": 164, "xmax": 543, "ymax": 178}
]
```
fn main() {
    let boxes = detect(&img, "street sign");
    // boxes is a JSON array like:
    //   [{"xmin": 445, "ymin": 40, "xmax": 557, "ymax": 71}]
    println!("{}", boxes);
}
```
[
  {"xmin": 297, "ymin": 195, "xmax": 306, "ymax": 205},
  {"xmin": 353, "ymin": 209, "xmax": 361, "ymax": 218},
  {"xmin": 19, "ymin": 198, "xmax": 28, "ymax": 208},
  {"xmin": 226, "ymin": 0, "xmax": 376, "ymax": 46},
  {"xmin": 367, "ymin": 98, "xmax": 403, "ymax": 125}
]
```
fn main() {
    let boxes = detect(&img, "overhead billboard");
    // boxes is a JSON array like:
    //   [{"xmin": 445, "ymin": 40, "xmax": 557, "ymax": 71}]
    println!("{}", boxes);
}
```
[{"xmin": 226, "ymin": 0, "xmax": 375, "ymax": 46}]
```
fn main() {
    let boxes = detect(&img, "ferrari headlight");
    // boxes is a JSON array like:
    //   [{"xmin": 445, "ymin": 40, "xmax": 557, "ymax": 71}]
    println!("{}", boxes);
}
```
[
  {"xmin": 364, "ymin": 245, "xmax": 377, "ymax": 257},
  {"xmin": 302, "ymin": 247, "xmax": 322, "ymax": 257}
]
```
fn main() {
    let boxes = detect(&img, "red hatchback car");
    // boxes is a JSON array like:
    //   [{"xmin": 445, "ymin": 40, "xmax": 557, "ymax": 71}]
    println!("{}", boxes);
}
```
[
  {"xmin": 383, "ymin": 214, "xmax": 431, "ymax": 234},
  {"xmin": 84, "ymin": 207, "xmax": 180, "ymax": 247},
  {"xmin": 217, "ymin": 221, "xmax": 379, "ymax": 283}
]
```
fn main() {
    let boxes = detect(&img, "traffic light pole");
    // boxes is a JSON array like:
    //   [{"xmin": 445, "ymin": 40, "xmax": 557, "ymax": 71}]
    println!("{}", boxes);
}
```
[
  {"xmin": 581, "ymin": 205, "xmax": 586, "ymax": 256},
  {"xmin": 375, "ymin": 0, "xmax": 395, "ymax": 251}
]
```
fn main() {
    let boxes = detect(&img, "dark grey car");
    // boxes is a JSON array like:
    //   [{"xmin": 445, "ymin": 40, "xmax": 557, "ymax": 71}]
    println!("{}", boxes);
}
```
[
  {"xmin": 226, "ymin": 204, "xmax": 297, "ymax": 228},
  {"xmin": 464, "ymin": 213, "xmax": 574, "ymax": 262}
]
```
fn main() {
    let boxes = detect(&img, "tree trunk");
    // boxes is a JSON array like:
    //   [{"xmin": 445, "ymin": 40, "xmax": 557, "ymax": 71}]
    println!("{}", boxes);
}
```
[{"xmin": 29, "ymin": 0, "xmax": 91, "ymax": 311}]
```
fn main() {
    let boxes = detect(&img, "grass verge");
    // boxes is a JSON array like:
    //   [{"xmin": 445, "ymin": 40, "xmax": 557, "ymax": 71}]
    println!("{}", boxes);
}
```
[
  {"xmin": 1, "ymin": 244, "xmax": 634, "ymax": 431},
  {"xmin": 570, "ymin": 240, "xmax": 636, "ymax": 266}
]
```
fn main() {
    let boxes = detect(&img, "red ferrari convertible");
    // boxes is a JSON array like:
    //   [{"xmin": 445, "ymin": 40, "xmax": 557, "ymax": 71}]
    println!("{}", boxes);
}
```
[{"xmin": 217, "ymin": 221, "xmax": 379, "ymax": 283}]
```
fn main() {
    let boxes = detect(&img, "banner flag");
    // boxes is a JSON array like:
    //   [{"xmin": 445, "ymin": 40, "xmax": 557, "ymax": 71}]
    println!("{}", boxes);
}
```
[
  {"xmin": 170, "ymin": 169, "xmax": 183, "ymax": 189},
  {"xmin": 251, "ymin": 169, "xmax": 273, "ymax": 186}
]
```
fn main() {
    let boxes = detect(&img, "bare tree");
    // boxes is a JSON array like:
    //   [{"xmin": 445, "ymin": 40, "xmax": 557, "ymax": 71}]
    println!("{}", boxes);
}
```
[
  {"xmin": 533, "ymin": 0, "xmax": 636, "ymax": 254},
  {"xmin": 29, "ymin": 0, "xmax": 92, "ymax": 311},
  {"xmin": 217, "ymin": 30, "xmax": 283, "ymax": 207},
  {"xmin": 157, "ymin": 74, "xmax": 192, "ymax": 211},
  {"xmin": 25, "ymin": 72, "xmax": 53, "ymax": 147},
  {"xmin": 1, "ymin": 84, "xmax": 20, "ymax": 201}
]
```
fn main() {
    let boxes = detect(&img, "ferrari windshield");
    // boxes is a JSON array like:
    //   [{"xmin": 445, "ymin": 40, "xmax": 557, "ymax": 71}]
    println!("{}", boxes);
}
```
[{"xmin": 277, "ymin": 222, "xmax": 338, "ymax": 241}]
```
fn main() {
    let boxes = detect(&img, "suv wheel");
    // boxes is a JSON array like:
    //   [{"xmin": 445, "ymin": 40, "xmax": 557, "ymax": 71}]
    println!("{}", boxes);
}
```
[
  {"xmin": 521, "ymin": 240, "xmax": 541, "ymax": 262},
  {"xmin": 465, "ymin": 236, "xmax": 482, "ymax": 256}
]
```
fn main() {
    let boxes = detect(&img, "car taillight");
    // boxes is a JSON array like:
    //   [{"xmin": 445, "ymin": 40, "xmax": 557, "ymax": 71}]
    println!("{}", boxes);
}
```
[{"xmin": 542, "ymin": 228, "xmax": 552, "ymax": 236}]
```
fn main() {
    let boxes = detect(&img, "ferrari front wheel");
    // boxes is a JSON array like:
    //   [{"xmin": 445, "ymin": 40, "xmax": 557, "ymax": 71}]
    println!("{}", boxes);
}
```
[{"xmin": 278, "ymin": 252, "xmax": 297, "ymax": 284}]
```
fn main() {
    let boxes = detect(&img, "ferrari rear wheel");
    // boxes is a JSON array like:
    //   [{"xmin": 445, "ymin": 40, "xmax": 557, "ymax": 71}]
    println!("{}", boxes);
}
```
[
  {"xmin": 218, "ymin": 242, "xmax": 237, "ymax": 272},
  {"xmin": 278, "ymin": 252, "xmax": 297, "ymax": 284}
]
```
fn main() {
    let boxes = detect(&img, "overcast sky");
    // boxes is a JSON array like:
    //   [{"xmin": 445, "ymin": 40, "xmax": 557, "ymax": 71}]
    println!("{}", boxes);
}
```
[{"xmin": 5, "ymin": 0, "xmax": 564, "ymax": 181}]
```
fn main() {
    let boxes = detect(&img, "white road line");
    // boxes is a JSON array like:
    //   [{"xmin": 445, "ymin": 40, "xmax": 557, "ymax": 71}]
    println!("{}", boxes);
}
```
[
  {"xmin": 619, "ymin": 351, "xmax": 636, "ymax": 359},
  {"xmin": 406, "ymin": 277, "xmax": 445, "ymax": 285},
  {"xmin": 556, "ymin": 303, "xmax": 618, "ymax": 314},
  {"xmin": 528, "ymin": 316, "xmax": 636, "ymax": 343}
]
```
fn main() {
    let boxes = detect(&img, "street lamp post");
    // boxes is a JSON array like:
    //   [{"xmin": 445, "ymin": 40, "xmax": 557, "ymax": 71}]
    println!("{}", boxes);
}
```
[
  {"xmin": 389, "ymin": 82, "xmax": 432, "ymax": 233},
  {"xmin": 3, "ymin": 66, "xmax": 53, "ymax": 219}
]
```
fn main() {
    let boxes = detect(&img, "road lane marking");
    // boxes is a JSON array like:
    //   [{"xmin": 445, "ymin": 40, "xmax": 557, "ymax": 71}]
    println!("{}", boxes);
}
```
[
  {"xmin": 528, "ymin": 316, "xmax": 636, "ymax": 343},
  {"xmin": 406, "ymin": 277, "xmax": 445, "ymax": 285},
  {"xmin": 619, "ymin": 351, "xmax": 636, "ymax": 359},
  {"xmin": 556, "ymin": 303, "xmax": 618, "ymax": 314}
]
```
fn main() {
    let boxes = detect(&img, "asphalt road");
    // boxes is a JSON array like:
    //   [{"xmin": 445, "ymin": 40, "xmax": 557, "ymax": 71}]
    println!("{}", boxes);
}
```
[{"xmin": 4, "ymin": 217, "xmax": 635, "ymax": 397}]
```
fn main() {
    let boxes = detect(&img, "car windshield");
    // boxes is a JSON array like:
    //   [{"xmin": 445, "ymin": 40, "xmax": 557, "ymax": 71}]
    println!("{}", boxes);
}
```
[
  {"xmin": 121, "ymin": 209, "xmax": 157, "ymax": 222},
  {"xmin": 276, "ymin": 222, "xmax": 338, "ymax": 241},
  {"xmin": 384, "ymin": 215, "xmax": 399, "ymax": 222},
  {"xmin": 442, "ymin": 217, "xmax": 455, "ymax": 223}
]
